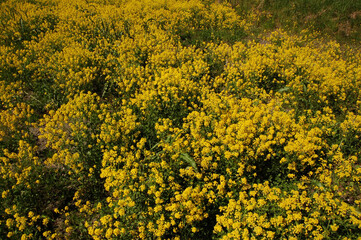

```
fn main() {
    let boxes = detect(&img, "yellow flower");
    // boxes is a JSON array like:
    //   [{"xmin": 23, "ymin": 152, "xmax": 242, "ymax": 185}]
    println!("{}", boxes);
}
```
[
  {"xmin": 65, "ymin": 227, "xmax": 73, "ymax": 233},
  {"xmin": 254, "ymin": 226, "xmax": 263, "ymax": 235},
  {"xmin": 330, "ymin": 224, "xmax": 339, "ymax": 231}
]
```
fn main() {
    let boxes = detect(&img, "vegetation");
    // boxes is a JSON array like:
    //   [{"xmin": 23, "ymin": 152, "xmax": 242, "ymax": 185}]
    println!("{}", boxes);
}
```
[
  {"xmin": 0, "ymin": 0, "xmax": 361, "ymax": 239},
  {"xmin": 232, "ymin": 0, "xmax": 361, "ymax": 45}
]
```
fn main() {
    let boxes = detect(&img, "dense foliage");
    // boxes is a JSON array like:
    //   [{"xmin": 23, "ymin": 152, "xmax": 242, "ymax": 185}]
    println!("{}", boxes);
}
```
[{"xmin": 1, "ymin": 0, "xmax": 361, "ymax": 239}]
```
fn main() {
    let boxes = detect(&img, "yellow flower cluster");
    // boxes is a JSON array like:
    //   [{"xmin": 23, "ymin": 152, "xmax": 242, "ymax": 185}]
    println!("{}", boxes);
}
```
[{"xmin": 1, "ymin": 0, "xmax": 361, "ymax": 239}]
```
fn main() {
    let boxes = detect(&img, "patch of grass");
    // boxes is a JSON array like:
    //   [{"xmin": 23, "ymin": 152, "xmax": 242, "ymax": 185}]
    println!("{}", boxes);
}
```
[{"xmin": 229, "ymin": 0, "xmax": 361, "ymax": 46}]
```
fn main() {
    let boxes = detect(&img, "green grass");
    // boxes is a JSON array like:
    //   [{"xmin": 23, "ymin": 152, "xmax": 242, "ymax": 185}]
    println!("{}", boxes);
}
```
[{"xmin": 229, "ymin": 0, "xmax": 361, "ymax": 46}]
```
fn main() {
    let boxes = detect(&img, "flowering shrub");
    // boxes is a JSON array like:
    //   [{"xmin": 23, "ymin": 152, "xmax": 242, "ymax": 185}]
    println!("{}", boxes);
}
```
[{"xmin": 1, "ymin": 0, "xmax": 361, "ymax": 239}]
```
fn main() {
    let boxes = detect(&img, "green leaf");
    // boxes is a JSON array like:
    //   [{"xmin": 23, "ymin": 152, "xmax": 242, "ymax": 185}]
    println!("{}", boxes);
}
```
[
  {"xmin": 277, "ymin": 86, "xmax": 291, "ymax": 93},
  {"xmin": 179, "ymin": 153, "xmax": 198, "ymax": 172}
]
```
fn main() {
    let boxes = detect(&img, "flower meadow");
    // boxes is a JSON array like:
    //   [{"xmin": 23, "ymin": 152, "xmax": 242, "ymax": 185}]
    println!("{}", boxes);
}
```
[{"xmin": 1, "ymin": 0, "xmax": 361, "ymax": 239}]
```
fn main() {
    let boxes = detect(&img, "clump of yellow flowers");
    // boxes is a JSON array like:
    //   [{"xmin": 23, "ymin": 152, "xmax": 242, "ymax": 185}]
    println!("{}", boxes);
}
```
[{"xmin": 1, "ymin": 0, "xmax": 361, "ymax": 239}]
